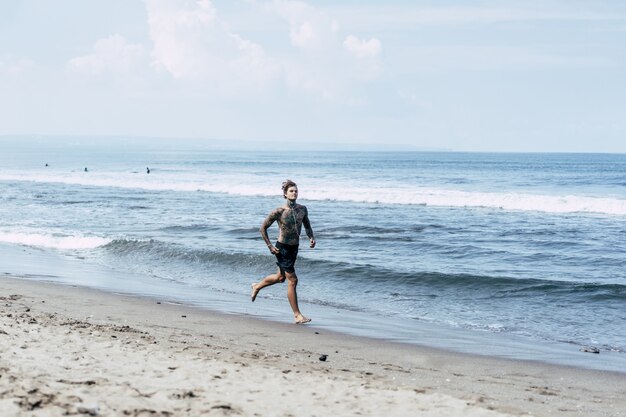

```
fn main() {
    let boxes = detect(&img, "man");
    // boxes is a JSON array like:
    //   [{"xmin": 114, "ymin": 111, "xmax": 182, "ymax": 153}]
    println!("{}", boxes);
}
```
[{"xmin": 251, "ymin": 179, "xmax": 316, "ymax": 324}]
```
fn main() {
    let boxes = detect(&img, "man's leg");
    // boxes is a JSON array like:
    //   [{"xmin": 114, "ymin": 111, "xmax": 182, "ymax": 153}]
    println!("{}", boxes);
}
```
[
  {"xmin": 251, "ymin": 268, "xmax": 285, "ymax": 302},
  {"xmin": 285, "ymin": 272, "xmax": 310, "ymax": 324}
]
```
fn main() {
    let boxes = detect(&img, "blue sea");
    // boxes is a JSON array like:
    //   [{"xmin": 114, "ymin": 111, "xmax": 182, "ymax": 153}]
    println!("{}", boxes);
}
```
[{"xmin": 1, "ymin": 138, "xmax": 625, "ymax": 372}]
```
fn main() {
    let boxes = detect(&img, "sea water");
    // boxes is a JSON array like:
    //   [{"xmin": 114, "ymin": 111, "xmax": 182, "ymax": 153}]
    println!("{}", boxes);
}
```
[{"xmin": 1, "ymin": 138, "xmax": 625, "ymax": 372}]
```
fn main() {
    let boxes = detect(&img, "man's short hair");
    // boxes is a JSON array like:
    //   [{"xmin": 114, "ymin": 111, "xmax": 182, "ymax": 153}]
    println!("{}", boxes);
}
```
[{"xmin": 282, "ymin": 179, "xmax": 297, "ymax": 198}]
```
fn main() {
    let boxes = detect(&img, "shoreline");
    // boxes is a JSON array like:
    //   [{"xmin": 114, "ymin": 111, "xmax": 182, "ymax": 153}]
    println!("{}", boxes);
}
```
[
  {"xmin": 1, "ymin": 276, "xmax": 625, "ymax": 416},
  {"xmin": 2, "ymin": 243, "xmax": 623, "ymax": 375}
]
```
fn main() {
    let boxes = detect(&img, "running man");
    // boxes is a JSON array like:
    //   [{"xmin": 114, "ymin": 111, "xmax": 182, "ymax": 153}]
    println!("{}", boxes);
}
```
[{"xmin": 251, "ymin": 180, "xmax": 316, "ymax": 324}]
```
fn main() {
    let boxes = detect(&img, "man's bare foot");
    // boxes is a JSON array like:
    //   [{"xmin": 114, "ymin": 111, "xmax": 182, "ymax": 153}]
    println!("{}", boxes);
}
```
[
  {"xmin": 251, "ymin": 283, "xmax": 260, "ymax": 302},
  {"xmin": 295, "ymin": 315, "xmax": 311, "ymax": 325}
]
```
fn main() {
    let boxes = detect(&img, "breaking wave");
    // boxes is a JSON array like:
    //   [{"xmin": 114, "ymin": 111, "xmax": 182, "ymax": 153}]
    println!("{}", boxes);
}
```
[
  {"xmin": 2, "ymin": 171, "xmax": 626, "ymax": 216},
  {"xmin": 0, "ymin": 230, "xmax": 111, "ymax": 250}
]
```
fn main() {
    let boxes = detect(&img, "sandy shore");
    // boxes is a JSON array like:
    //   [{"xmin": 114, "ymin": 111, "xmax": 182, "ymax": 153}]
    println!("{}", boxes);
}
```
[{"xmin": 0, "ymin": 277, "xmax": 624, "ymax": 417}]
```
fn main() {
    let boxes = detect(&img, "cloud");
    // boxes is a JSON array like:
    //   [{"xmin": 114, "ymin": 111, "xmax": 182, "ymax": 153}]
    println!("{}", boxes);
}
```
[
  {"xmin": 343, "ymin": 35, "xmax": 381, "ymax": 59},
  {"xmin": 266, "ymin": 0, "xmax": 335, "ymax": 50},
  {"xmin": 63, "ymin": 0, "xmax": 384, "ymax": 101},
  {"xmin": 291, "ymin": 21, "xmax": 315, "ymax": 48},
  {"xmin": 261, "ymin": 0, "xmax": 383, "ymax": 98},
  {"xmin": 144, "ymin": 0, "xmax": 277, "ymax": 93},
  {"xmin": 342, "ymin": 35, "xmax": 383, "ymax": 81},
  {"xmin": 67, "ymin": 34, "xmax": 146, "ymax": 75}
]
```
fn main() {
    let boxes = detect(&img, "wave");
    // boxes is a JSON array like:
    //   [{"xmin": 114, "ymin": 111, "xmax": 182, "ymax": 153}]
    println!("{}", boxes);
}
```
[
  {"xmin": 305, "ymin": 187, "xmax": 626, "ymax": 216},
  {"xmin": 159, "ymin": 224, "xmax": 220, "ymax": 232},
  {"xmin": 0, "ymin": 230, "xmax": 111, "ymax": 250},
  {"xmin": 2, "ymin": 170, "xmax": 626, "ymax": 216},
  {"xmin": 102, "ymin": 239, "xmax": 270, "ymax": 269},
  {"xmin": 317, "ymin": 225, "xmax": 434, "ymax": 241},
  {"xmin": 0, "ymin": 172, "xmax": 626, "ymax": 216},
  {"xmin": 100, "ymin": 238, "xmax": 626, "ymax": 301},
  {"xmin": 317, "ymin": 264, "xmax": 626, "ymax": 302},
  {"xmin": 319, "ymin": 225, "xmax": 429, "ymax": 235}
]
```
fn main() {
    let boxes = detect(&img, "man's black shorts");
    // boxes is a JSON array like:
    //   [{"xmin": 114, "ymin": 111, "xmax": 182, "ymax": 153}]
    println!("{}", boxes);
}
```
[{"xmin": 275, "ymin": 241, "xmax": 299, "ymax": 274}]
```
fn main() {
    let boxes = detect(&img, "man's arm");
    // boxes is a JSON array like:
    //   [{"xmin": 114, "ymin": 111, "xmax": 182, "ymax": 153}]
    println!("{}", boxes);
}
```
[
  {"xmin": 260, "ymin": 208, "xmax": 281, "ymax": 253},
  {"xmin": 302, "ymin": 208, "xmax": 316, "ymax": 248}
]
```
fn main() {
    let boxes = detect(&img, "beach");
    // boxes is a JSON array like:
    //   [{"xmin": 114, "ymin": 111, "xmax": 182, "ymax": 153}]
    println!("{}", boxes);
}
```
[
  {"xmin": 2, "ymin": 149, "xmax": 626, "ymax": 371},
  {"xmin": 1, "ymin": 277, "xmax": 624, "ymax": 417},
  {"xmin": 3, "ymin": 0, "xmax": 626, "ymax": 413}
]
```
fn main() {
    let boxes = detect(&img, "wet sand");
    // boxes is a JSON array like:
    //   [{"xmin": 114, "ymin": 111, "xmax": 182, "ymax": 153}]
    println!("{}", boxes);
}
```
[{"xmin": 0, "ymin": 276, "xmax": 624, "ymax": 416}]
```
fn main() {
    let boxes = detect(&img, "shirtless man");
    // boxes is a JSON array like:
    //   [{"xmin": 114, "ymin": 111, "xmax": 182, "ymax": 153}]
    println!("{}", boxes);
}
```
[{"xmin": 251, "ymin": 180, "xmax": 316, "ymax": 324}]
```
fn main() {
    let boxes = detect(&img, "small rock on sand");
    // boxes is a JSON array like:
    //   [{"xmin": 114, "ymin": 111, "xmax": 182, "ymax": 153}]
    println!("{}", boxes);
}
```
[{"xmin": 77, "ymin": 404, "xmax": 99, "ymax": 416}]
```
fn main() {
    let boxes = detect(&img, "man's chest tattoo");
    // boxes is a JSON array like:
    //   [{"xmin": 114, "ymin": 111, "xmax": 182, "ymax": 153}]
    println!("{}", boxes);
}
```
[{"xmin": 280, "ymin": 207, "xmax": 304, "ymax": 233}]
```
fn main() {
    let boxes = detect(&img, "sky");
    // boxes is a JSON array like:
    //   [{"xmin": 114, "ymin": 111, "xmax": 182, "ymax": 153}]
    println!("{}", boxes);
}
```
[{"xmin": 1, "ymin": 0, "xmax": 625, "ymax": 152}]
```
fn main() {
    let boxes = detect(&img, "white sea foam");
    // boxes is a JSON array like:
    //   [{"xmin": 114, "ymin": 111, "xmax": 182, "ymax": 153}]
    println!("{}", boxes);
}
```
[
  {"xmin": 2, "ymin": 171, "xmax": 626, "ymax": 215},
  {"xmin": 305, "ymin": 186, "xmax": 626, "ymax": 216},
  {"xmin": 0, "ymin": 230, "xmax": 111, "ymax": 250}
]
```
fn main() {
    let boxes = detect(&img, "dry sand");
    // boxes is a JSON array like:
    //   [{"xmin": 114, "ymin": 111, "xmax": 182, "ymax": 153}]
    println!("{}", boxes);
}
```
[{"xmin": 0, "ymin": 276, "xmax": 624, "ymax": 417}]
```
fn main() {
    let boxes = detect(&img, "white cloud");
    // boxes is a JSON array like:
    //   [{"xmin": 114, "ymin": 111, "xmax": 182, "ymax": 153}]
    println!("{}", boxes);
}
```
[
  {"xmin": 145, "ymin": 0, "xmax": 218, "ymax": 78},
  {"xmin": 262, "ymin": 0, "xmax": 383, "ymax": 98},
  {"xmin": 145, "ymin": 0, "xmax": 277, "ymax": 93},
  {"xmin": 342, "ymin": 35, "xmax": 383, "ymax": 81},
  {"xmin": 67, "ymin": 34, "xmax": 146, "ymax": 75},
  {"xmin": 343, "ymin": 35, "xmax": 381, "ymax": 59},
  {"xmin": 63, "ymin": 1, "xmax": 384, "ymax": 101},
  {"xmin": 291, "ymin": 21, "xmax": 315, "ymax": 48},
  {"xmin": 267, "ymin": 0, "xmax": 337, "ymax": 50}
]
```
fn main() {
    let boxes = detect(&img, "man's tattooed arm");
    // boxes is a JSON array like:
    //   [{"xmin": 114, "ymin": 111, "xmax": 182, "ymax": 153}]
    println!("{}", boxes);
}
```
[
  {"xmin": 260, "ymin": 208, "xmax": 282, "ymax": 249},
  {"xmin": 302, "ymin": 207, "xmax": 316, "ymax": 248}
]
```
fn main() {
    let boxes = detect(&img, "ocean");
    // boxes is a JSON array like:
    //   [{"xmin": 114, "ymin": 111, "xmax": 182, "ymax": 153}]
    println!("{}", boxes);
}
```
[{"xmin": 1, "ymin": 138, "xmax": 625, "ymax": 372}]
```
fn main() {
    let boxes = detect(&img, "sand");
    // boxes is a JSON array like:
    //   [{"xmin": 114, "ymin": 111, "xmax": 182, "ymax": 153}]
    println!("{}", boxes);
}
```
[{"xmin": 0, "ymin": 276, "xmax": 624, "ymax": 417}]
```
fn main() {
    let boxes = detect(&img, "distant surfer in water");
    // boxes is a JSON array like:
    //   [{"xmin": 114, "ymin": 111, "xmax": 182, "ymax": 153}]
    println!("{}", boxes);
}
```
[{"xmin": 252, "ymin": 179, "xmax": 316, "ymax": 324}]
